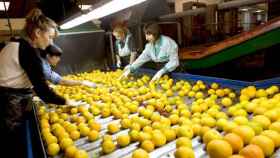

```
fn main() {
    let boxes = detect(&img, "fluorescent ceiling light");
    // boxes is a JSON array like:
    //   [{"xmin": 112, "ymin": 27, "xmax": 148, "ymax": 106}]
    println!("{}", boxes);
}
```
[
  {"xmin": 240, "ymin": 8, "xmax": 250, "ymax": 12},
  {"xmin": 0, "ymin": 2, "xmax": 10, "ymax": 11},
  {"xmin": 79, "ymin": 5, "xmax": 92, "ymax": 10},
  {"xmin": 240, "ymin": 8, "xmax": 248, "ymax": 11},
  {"xmin": 255, "ymin": 10, "xmax": 264, "ymax": 13},
  {"xmin": 60, "ymin": 0, "xmax": 147, "ymax": 30}
]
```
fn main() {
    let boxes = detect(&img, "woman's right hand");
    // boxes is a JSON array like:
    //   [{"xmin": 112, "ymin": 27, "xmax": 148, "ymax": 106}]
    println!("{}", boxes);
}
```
[
  {"xmin": 116, "ymin": 58, "xmax": 121, "ymax": 68},
  {"xmin": 119, "ymin": 68, "xmax": 130, "ymax": 80},
  {"xmin": 66, "ymin": 99, "xmax": 85, "ymax": 107}
]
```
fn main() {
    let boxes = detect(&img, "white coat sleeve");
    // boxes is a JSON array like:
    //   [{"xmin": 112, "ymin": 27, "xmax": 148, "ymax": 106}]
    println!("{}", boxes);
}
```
[
  {"xmin": 129, "ymin": 45, "xmax": 151, "ymax": 72},
  {"xmin": 160, "ymin": 41, "xmax": 179, "ymax": 73}
]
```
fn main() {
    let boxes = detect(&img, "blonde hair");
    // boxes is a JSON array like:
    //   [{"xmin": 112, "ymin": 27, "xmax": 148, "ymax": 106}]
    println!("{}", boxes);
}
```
[
  {"xmin": 113, "ymin": 25, "xmax": 128, "ymax": 36},
  {"xmin": 24, "ymin": 8, "xmax": 58, "ymax": 39}
]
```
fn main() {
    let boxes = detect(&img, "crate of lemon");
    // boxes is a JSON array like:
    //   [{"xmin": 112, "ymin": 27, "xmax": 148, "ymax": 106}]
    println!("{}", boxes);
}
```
[{"xmin": 35, "ymin": 69, "xmax": 280, "ymax": 158}]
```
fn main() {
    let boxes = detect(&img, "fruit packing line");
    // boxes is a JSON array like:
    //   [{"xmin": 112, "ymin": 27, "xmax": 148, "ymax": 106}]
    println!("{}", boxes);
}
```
[
  {"xmin": 41, "ymin": 92, "xmax": 218, "ymax": 158},
  {"xmin": 133, "ymin": 71, "xmax": 280, "ymax": 158},
  {"xmin": 37, "ymin": 99, "xmax": 280, "ymax": 158},
  {"xmin": 35, "ymin": 71, "xmax": 280, "ymax": 158},
  {"xmin": 40, "ymin": 84, "xmax": 280, "ymax": 158},
  {"xmin": 43, "ymin": 101, "xmax": 207, "ymax": 158}
]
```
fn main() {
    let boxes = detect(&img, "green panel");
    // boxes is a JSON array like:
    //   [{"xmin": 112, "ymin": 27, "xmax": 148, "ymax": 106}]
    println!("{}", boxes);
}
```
[{"xmin": 181, "ymin": 28, "xmax": 280, "ymax": 69}]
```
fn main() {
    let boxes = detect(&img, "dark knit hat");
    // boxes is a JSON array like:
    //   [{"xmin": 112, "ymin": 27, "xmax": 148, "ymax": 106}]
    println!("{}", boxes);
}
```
[{"xmin": 41, "ymin": 44, "xmax": 63, "ymax": 58}]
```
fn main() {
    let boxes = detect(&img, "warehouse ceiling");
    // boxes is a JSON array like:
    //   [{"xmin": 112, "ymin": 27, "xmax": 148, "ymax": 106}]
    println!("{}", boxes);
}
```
[
  {"xmin": 0, "ymin": 0, "xmax": 269, "ymax": 17},
  {"xmin": 0, "ymin": 0, "xmax": 104, "ymax": 19},
  {"xmin": 0, "ymin": 0, "xmax": 268, "ymax": 26}
]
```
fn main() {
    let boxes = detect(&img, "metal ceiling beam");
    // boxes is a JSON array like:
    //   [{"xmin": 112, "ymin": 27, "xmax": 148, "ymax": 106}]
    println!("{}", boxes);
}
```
[
  {"xmin": 160, "ymin": 0, "xmax": 266, "ymax": 20},
  {"xmin": 218, "ymin": 0, "xmax": 266, "ymax": 10},
  {"xmin": 160, "ymin": 8, "xmax": 206, "ymax": 19}
]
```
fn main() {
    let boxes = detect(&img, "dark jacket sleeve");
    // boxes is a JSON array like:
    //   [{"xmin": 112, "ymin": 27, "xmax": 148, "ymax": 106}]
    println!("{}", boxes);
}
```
[{"xmin": 18, "ymin": 39, "xmax": 66, "ymax": 105}]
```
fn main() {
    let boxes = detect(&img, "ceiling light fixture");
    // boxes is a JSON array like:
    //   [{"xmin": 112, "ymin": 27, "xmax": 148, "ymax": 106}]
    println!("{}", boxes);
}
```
[
  {"xmin": 240, "ymin": 8, "xmax": 249, "ymax": 12},
  {"xmin": 79, "ymin": 5, "xmax": 92, "ymax": 10},
  {"xmin": 255, "ymin": 10, "xmax": 264, "ymax": 13},
  {"xmin": 60, "ymin": 0, "xmax": 147, "ymax": 30},
  {"xmin": 0, "ymin": 2, "xmax": 10, "ymax": 11}
]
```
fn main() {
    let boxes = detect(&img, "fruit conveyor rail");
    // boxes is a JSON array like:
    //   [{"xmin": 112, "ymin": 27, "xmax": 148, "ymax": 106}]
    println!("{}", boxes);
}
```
[
  {"xmin": 32, "ymin": 69, "xmax": 280, "ymax": 158},
  {"xmin": 35, "ymin": 101, "xmax": 209, "ymax": 158}
]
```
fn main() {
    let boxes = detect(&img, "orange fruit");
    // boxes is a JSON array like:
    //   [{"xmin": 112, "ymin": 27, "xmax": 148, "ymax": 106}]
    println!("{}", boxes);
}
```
[
  {"xmin": 233, "ymin": 116, "xmax": 248, "ymax": 125},
  {"xmin": 74, "ymin": 149, "xmax": 88, "ymax": 158},
  {"xmin": 223, "ymin": 122, "xmax": 238, "ymax": 133},
  {"xmin": 176, "ymin": 137, "xmax": 192, "ymax": 148},
  {"xmin": 59, "ymin": 138, "xmax": 73, "ymax": 150},
  {"xmin": 70, "ymin": 130, "xmax": 80, "ymax": 140},
  {"xmin": 252, "ymin": 115, "xmax": 271, "ymax": 129},
  {"xmin": 239, "ymin": 144, "xmax": 264, "ymax": 158},
  {"xmin": 224, "ymin": 133, "xmax": 244, "ymax": 153},
  {"xmin": 232, "ymin": 126, "xmax": 255, "ymax": 144},
  {"xmin": 246, "ymin": 121, "xmax": 263, "ymax": 135},
  {"xmin": 116, "ymin": 134, "xmax": 130, "ymax": 147},
  {"xmin": 199, "ymin": 126, "xmax": 211, "ymax": 137},
  {"xmin": 228, "ymin": 155, "xmax": 244, "ymax": 158},
  {"xmin": 151, "ymin": 131, "xmax": 166, "ymax": 147},
  {"xmin": 211, "ymin": 83, "xmax": 219, "ymax": 89},
  {"xmin": 269, "ymin": 121, "xmax": 280, "ymax": 133},
  {"xmin": 47, "ymin": 143, "xmax": 60, "ymax": 156},
  {"xmin": 174, "ymin": 147, "xmax": 195, "ymax": 158},
  {"xmin": 264, "ymin": 110, "xmax": 278, "ymax": 122},
  {"xmin": 45, "ymin": 134, "xmax": 58, "ymax": 145},
  {"xmin": 88, "ymin": 121, "xmax": 101, "ymax": 131},
  {"xmin": 88, "ymin": 130, "xmax": 99, "ymax": 141},
  {"xmin": 129, "ymin": 130, "xmax": 140, "ymax": 142},
  {"xmin": 221, "ymin": 97, "xmax": 232, "ymax": 107},
  {"xmin": 202, "ymin": 130, "xmax": 222, "ymax": 145},
  {"xmin": 141, "ymin": 140, "xmax": 155, "ymax": 152},
  {"xmin": 261, "ymin": 130, "xmax": 280, "ymax": 147},
  {"xmin": 162, "ymin": 128, "xmax": 176, "ymax": 142},
  {"xmin": 107, "ymin": 123, "xmax": 120, "ymax": 134},
  {"xmin": 132, "ymin": 149, "xmax": 149, "ymax": 158},
  {"xmin": 102, "ymin": 134, "xmax": 113, "ymax": 142},
  {"xmin": 201, "ymin": 117, "xmax": 216, "ymax": 128},
  {"xmin": 250, "ymin": 135, "xmax": 275, "ymax": 157},
  {"xmin": 191, "ymin": 124, "xmax": 201, "ymax": 136},
  {"xmin": 176, "ymin": 125, "xmax": 193, "ymax": 138},
  {"xmin": 65, "ymin": 145, "xmax": 78, "ymax": 158},
  {"xmin": 120, "ymin": 119, "xmax": 131, "ymax": 129},
  {"xmin": 216, "ymin": 119, "xmax": 228, "ymax": 130},
  {"xmin": 102, "ymin": 140, "xmax": 116, "ymax": 154},
  {"xmin": 138, "ymin": 132, "xmax": 152, "ymax": 142},
  {"xmin": 207, "ymin": 139, "xmax": 233, "ymax": 158}
]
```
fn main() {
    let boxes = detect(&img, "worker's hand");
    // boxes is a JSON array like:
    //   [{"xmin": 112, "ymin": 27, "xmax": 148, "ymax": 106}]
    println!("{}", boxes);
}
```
[
  {"xmin": 124, "ymin": 64, "xmax": 131, "ymax": 71},
  {"xmin": 116, "ymin": 59, "xmax": 121, "ymax": 68},
  {"xmin": 151, "ymin": 69, "xmax": 165, "ymax": 82},
  {"xmin": 119, "ymin": 69, "xmax": 130, "ymax": 80},
  {"xmin": 49, "ymin": 84, "xmax": 56, "ymax": 89},
  {"xmin": 66, "ymin": 99, "xmax": 84, "ymax": 107},
  {"xmin": 81, "ymin": 80, "xmax": 97, "ymax": 88},
  {"xmin": 32, "ymin": 96, "xmax": 41, "ymax": 102}
]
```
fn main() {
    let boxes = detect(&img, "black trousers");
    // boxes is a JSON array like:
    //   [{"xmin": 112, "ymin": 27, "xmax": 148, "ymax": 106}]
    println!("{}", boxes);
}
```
[{"xmin": 0, "ymin": 86, "xmax": 32, "ymax": 158}]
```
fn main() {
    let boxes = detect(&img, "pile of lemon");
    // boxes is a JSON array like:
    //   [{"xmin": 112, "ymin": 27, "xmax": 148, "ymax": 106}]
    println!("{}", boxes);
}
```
[{"xmin": 37, "ymin": 69, "xmax": 280, "ymax": 158}]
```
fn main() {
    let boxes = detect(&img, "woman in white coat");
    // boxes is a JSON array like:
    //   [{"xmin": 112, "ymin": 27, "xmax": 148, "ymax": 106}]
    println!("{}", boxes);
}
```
[
  {"xmin": 113, "ymin": 26, "xmax": 137, "ymax": 68},
  {"xmin": 120, "ymin": 23, "xmax": 179, "ymax": 82}
]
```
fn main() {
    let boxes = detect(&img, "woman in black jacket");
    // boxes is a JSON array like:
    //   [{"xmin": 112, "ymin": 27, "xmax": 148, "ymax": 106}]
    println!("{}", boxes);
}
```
[{"xmin": 0, "ymin": 8, "xmax": 78, "ymax": 157}]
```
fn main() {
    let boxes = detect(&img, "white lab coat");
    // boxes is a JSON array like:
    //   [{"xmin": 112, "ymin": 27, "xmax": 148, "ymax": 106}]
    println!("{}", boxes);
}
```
[
  {"xmin": 116, "ymin": 33, "xmax": 134, "ymax": 57},
  {"xmin": 129, "ymin": 35, "xmax": 179, "ymax": 74}
]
